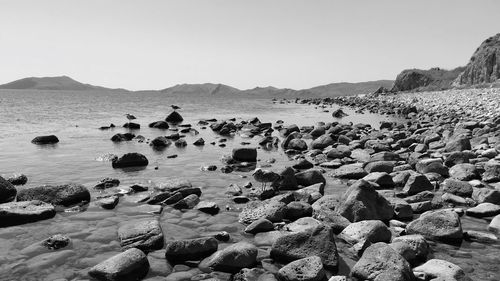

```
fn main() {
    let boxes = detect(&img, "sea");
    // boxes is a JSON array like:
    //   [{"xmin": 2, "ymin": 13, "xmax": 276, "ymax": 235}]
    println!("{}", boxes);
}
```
[{"xmin": 0, "ymin": 90, "xmax": 498, "ymax": 280}]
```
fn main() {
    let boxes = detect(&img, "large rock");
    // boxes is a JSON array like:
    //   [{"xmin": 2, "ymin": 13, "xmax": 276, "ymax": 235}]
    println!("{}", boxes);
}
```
[
  {"xmin": 391, "ymin": 234, "xmax": 429, "ymax": 264},
  {"xmin": 88, "ymin": 248, "xmax": 149, "ymax": 281},
  {"xmin": 339, "ymin": 220, "xmax": 391, "ymax": 245},
  {"xmin": 200, "ymin": 242, "xmax": 258, "ymax": 273},
  {"xmin": 31, "ymin": 135, "xmax": 59, "ymax": 144},
  {"xmin": 164, "ymin": 237, "xmax": 218, "ymax": 262},
  {"xmin": 165, "ymin": 111, "xmax": 183, "ymax": 123},
  {"xmin": 337, "ymin": 180, "xmax": 394, "ymax": 222},
  {"xmin": 402, "ymin": 174, "xmax": 433, "ymax": 196},
  {"xmin": 270, "ymin": 225, "xmax": 339, "ymax": 271},
  {"xmin": 0, "ymin": 200, "xmax": 56, "ymax": 227},
  {"xmin": 442, "ymin": 179, "xmax": 473, "ymax": 197},
  {"xmin": 112, "ymin": 153, "xmax": 149, "ymax": 168},
  {"xmin": 232, "ymin": 148, "xmax": 257, "ymax": 162},
  {"xmin": 406, "ymin": 209, "xmax": 463, "ymax": 243},
  {"xmin": 295, "ymin": 169, "xmax": 326, "ymax": 187},
  {"xmin": 118, "ymin": 219, "xmax": 164, "ymax": 252},
  {"xmin": 332, "ymin": 164, "xmax": 368, "ymax": 179},
  {"xmin": 445, "ymin": 137, "xmax": 471, "ymax": 152},
  {"xmin": 351, "ymin": 242, "xmax": 414, "ymax": 281},
  {"xmin": 449, "ymin": 163, "xmax": 479, "ymax": 181},
  {"xmin": 482, "ymin": 161, "xmax": 500, "ymax": 182},
  {"xmin": 239, "ymin": 199, "xmax": 287, "ymax": 224},
  {"xmin": 0, "ymin": 176, "xmax": 16, "ymax": 203},
  {"xmin": 277, "ymin": 256, "xmax": 325, "ymax": 281},
  {"xmin": 454, "ymin": 33, "xmax": 500, "ymax": 86},
  {"xmin": 390, "ymin": 69, "xmax": 434, "ymax": 92},
  {"xmin": 16, "ymin": 184, "xmax": 90, "ymax": 206},
  {"xmin": 362, "ymin": 172, "xmax": 394, "ymax": 189},
  {"xmin": 413, "ymin": 259, "xmax": 472, "ymax": 281},
  {"xmin": 311, "ymin": 134, "xmax": 335, "ymax": 149},
  {"xmin": 472, "ymin": 187, "xmax": 500, "ymax": 204}
]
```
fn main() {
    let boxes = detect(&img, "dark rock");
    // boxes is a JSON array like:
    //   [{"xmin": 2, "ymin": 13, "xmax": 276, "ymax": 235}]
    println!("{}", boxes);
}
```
[
  {"xmin": 112, "ymin": 153, "xmax": 148, "ymax": 168},
  {"xmin": 312, "ymin": 209, "xmax": 350, "ymax": 234},
  {"xmin": 362, "ymin": 172, "xmax": 395, "ymax": 189},
  {"xmin": 94, "ymin": 178, "xmax": 120, "ymax": 189},
  {"xmin": 466, "ymin": 203, "xmax": 500, "ymax": 218},
  {"xmin": 0, "ymin": 200, "xmax": 56, "ymax": 227},
  {"xmin": 232, "ymin": 148, "xmax": 257, "ymax": 162},
  {"xmin": 442, "ymin": 179, "xmax": 473, "ymax": 197},
  {"xmin": 445, "ymin": 137, "xmax": 471, "ymax": 152},
  {"xmin": 31, "ymin": 135, "xmax": 59, "ymax": 144},
  {"xmin": 118, "ymin": 219, "xmax": 164, "ymax": 252},
  {"xmin": 200, "ymin": 242, "xmax": 258, "ymax": 273},
  {"xmin": 150, "ymin": 136, "xmax": 171, "ymax": 148},
  {"xmin": 7, "ymin": 174, "xmax": 28, "ymax": 186},
  {"xmin": 173, "ymin": 194, "xmax": 200, "ymax": 209},
  {"xmin": 193, "ymin": 138, "xmax": 205, "ymax": 146},
  {"xmin": 196, "ymin": 201, "xmax": 220, "ymax": 215},
  {"xmin": 149, "ymin": 121, "xmax": 169, "ymax": 129},
  {"xmin": 285, "ymin": 202, "xmax": 313, "ymax": 220},
  {"xmin": 295, "ymin": 169, "xmax": 326, "ymax": 187},
  {"xmin": 0, "ymin": 175, "xmax": 17, "ymax": 203},
  {"xmin": 244, "ymin": 218, "xmax": 275, "ymax": 234},
  {"xmin": 402, "ymin": 174, "xmax": 433, "ymax": 196},
  {"xmin": 293, "ymin": 159, "xmax": 314, "ymax": 170},
  {"xmin": 174, "ymin": 139, "xmax": 187, "ymax": 147},
  {"xmin": 287, "ymin": 139, "xmax": 308, "ymax": 151},
  {"xmin": 165, "ymin": 111, "xmax": 184, "ymax": 123},
  {"xmin": 165, "ymin": 237, "xmax": 218, "ymax": 262},
  {"xmin": 272, "ymin": 167, "xmax": 298, "ymax": 190},
  {"xmin": 17, "ymin": 184, "xmax": 90, "ymax": 206},
  {"xmin": 88, "ymin": 248, "xmax": 149, "ymax": 281},
  {"xmin": 311, "ymin": 134, "xmax": 335, "ymax": 150},
  {"xmin": 270, "ymin": 225, "xmax": 339, "ymax": 271},
  {"xmin": 98, "ymin": 195, "xmax": 119, "ymax": 209},
  {"xmin": 111, "ymin": 133, "xmax": 135, "ymax": 142},
  {"xmin": 123, "ymin": 122, "xmax": 140, "ymax": 129}
]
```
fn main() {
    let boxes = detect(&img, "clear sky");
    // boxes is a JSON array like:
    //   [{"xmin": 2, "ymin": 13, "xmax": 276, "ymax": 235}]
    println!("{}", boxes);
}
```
[{"xmin": 1, "ymin": 0, "xmax": 499, "ymax": 90}]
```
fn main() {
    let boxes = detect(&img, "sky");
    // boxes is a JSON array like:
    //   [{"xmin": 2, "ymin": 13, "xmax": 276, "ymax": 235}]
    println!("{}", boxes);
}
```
[{"xmin": 0, "ymin": 0, "xmax": 499, "ymax": 91}]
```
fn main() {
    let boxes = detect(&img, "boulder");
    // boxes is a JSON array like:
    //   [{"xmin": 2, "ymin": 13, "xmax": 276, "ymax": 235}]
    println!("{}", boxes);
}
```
[
  {"xmin": 164, "ymin": 237, "xmax": 218, "ymax": 262},
  {"xmin": 466, "ymin": 203, "xmax": 500, "ymax": 218},
  {"xmin": 123, "ymin": 122, "xmax": 140, "ymax": 129},
  {"xmin": 449, "ymin": 163, "xmax": 479, "ymax": 181},
  {"xmin": 200, "ymin": 242, "xmax": 258, "ymax": 273},
  {"xmin": 311, "ymin": 134, "xmax": 335, "ymax": 150},
  {"xmin": 88, "ymin": 248, "xmax": 149, "ymax": 281},
  {"xmin": 0, "ymin": 175, "xmax": 16, "ymax": 203},
  {"xmin": 165, "ymin": 111, "xmax": 183, "ymax": 123},
  {"xmin": 406, "ymin": 209, "xmax": 463, "ymax": 243},
  {"xmin": 402, "ymin": 174, "xmax": 433, "ymax": 196},
  {"xmin": 270, "ymin": 225, "xmax": 339, "ymax": 271},
  {"xmin": 295, "ymin": 169, "xmax": 326, "ymax": 187},
  {"xmin": 118, "ymin": 219, "xmax": 164, "ymax": 252},
  {"xmin": 149, "ymin": 121, "xmax": 169, "ymax": 129},
  {"xmin": 482, "ymin": 161, "xmax": 500, "ymax": 183},
  {"xmin": 277, "ymin": 256, "xmax": 325, "ymax": 281},
  {"xmin": 232, "ymin": 148, "xmax": 257, "ymax": 162},
  {"xmin": 31, "ymin": 135, "xmax": 59, "ymax": 144},
  {"xmin": 339, "ymin": 220, "xmax": 391, "ymax": 245},
  {"xmin": 0, "ymin": 200, "xmax": 56, "ymax": 227},
  {"xmin": 312, "ymin": 208, "xmax": 350, "ymax": 234},
  {"xmin": 238, "ymin": 199, "xmax": 287, "ymax": 224},
  {"xmin": 337, "ymin": 180, "xmax": 394, "ymax": 222},
  {"xmin": 245, "ymin": 218, "xmax": 275, "ymax": 234},
  {"xmin": 391, "ymin": 234, "xmax": 429, "ymax": 264},
  {"xmin": 442, "ymin": 179, "xmax": 473, "ymax": 197},
  {"xmin": 150, "ymin": 136, "xmax": 171, "ymax": 148},
  {"xmin": 444, "ymin": 137, "xmax": 471, "ymax": 152},
  {"xmin": 332, "ymin": 164, "xmax": 368, "ymax": 179},
  {"xmin": 285, "ymin": 217, "xmax": 322, "ymax": 233},
  {"xmin": 444, "ymin": 151, "xmax": 473, "ymax": 167},
  {"xmin": 362, "ymin": 172, "xmax": 395, "ymax": 189},
  {"xmin": 287, "ymin": 139, "xmax": 308, "ymax": 151},
  {"xmin": 111, "ymin": 133, "xmax": 135, "ymax": 142},
  {"xmin": 17, "ymin": 184, "xmax": 90, "ymax": 206},
  {"xmin": 413, "ymin": 259, "xmax": 471, "ymax": 281},
  {"xmin": 351, "ymin": 242, "xmax": 414, "ymax": 281},
  {"xmin": 285, "ymin": 202, "xmax": 313, "ymax": 220},
  {"xmin": 112, "ymin": 153, "xmax": 148, "ymax": 168}
]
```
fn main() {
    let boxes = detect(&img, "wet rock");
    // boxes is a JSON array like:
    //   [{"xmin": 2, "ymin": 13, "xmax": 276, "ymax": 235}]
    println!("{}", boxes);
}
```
[
  {"xmin": 277, "ymin": 256, "xmax": 325, "ymax": 281},
  {"xmin": 311, "ymin": 134, "xmax": 335, "ymax": 150},
  {"xmin": 239, "ymin": 199, "xmax": 287, "ymax": 224},
  {"xmin": 118, "ymin": 219, "xmax": 164, "ymax": 252},
  {"xmin": 98, "ymin": 195, "xmax": 120, "ymax": 209},
  {"xmin": 88, "ymin": 248, "xmax": 149, "ymax": 281},
  {"xmin": 196, "ymin": 201, "xmax": 220, "ymax": 215},
  {"xmin": 42, "ymin": 234, "xmax": 71, "ymax": 250},
  {"xmin": 442, "ymin": 179, "xmax": 473, "ymax": 197},
  {"xmin": 391, "ymin": 234, "xmax": 429, "ymax": 264},
  {"xmin": 402, "ymin": 174, "xmax": 434, "ymax": 196},
  {"xmin": 466, "ymin": 203, "xmax": 500, "ymax": 218},
  {"xmin": 123, "ymin": 122, "xmax": 140, "ymax": 129},
  {"xmin": 270, "ymin": 225, "xmax": 339, "ymax": 271},
  {"xmin": 173, "ymin": 194, "xmax": 200, "ymax": 209},
  {"xmin": 293, "ymin": 159, "xmax": 314, "ymax": 170},
  {"xmin": 17, "ymin": 183, "xmax": 90, "ymax": 206},
  {"xmin": 200, "ymin": 242, "xmax": 258, "ymax": 273},
  {"xmin": 0, "ymin": 175, "xmax": 16, "ymax": 203},
  {"xmin": 0, "ymin": 200, "xmax": 56, "ymax": 227},
  {"xmin": 149, "ymin": 121, "xmax": 169, "ymax": 129},
  {"xmin": 351, "ymin": 242, "xmax": 414, "ymax": 281},
  {"xmin": 444, "ymin": 137, "xmax": 471, "ymax": 152},
  {"xmin": 287, "ymin": 139, "xmax": 308, "ymax": 151},
  {"xmin": 362, "ymin": 172, "xmax": 395, "ymax": 189},
  {"xmin": 285, "ymin": 202, "xmax": 313, "ymax": 220},
  {"xmin": 337, "ymin": 180, "xmax": 394, "ymax": 222},
  {"xmin": 406, "ymin": 209, "xmax": 463, "ymax": 243},
  {"xmin": 332, "ymin": 164, "xmax": 368, "ymax": 179},
  {"xmin": 150, "ymin": 136, "xmax": 171, "ymax": 148},
  {"xmin": 111, "ymin": 133, "xmax": 135, "ymax": 142},
  {"xmin": 245, "ymin": 218, "xmax": 275, "ymax": 234},
  {"xmin": 413, "ymin": 259, "xmax": 471, "ymax": 281},
  {"xmin": 364, "ymin": 161, "xmax": 395, "ymax": 173},
  {"xmin": 112, "ymin": 153, "xmax": 149, "ymax": 168},
  {"xmin": 232, "ymin": 148, "xmax": 257, "ymax": 162},
  {"xmin": 193, "ymin": 138, "xmax": 205, "ymax": 146},
  {"xmin": 482, "ymin": 161, "xmax": 500, "ymax": 182},
  {"xmin": 339, "ymin": 220, "xmax": 391, "ymax": 246},
  {"xmin": 272, "ymin": 167, "xmax": 298, "ymax": 190},
  {"xmin": 7, "ymin": 174, "xmax": 28, "ymax": 186},
  {"xmin": 164, "ymin": 237, "xmax": 218, "ymax": 262},
  {"xmin": 295, "ymin": 169, "xmax": 326, "ymax": 187},
  {"xmin": 94, "ymin": 178, "xmax": 120, "ymax": 189},
  {"xmin": 31, "ymin": 135, "xmax": 59, "ymax": 144},
  {"xmin": 175, "ymin": 139, "xmax": 187, "ymax": 147},
  {"xmin": 449, "ymin": 163, "xmax": 479, "ymax": 181},
  {"xmin": 464, "ymin": 230, "xmax": 498, "ymax": 243},
  {"xmin": 165, "ymin": 111, "xmax": 184, "ymax": 123}
]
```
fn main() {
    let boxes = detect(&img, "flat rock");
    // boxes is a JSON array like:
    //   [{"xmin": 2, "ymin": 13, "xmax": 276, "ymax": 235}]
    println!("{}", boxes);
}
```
[
  {"xmin": 413, "ymin": 259, "xmax": 471, "ymax": 281},
  {"xmin": 88, "ymin": 248, "xmax": 149, "ymax": 281},
  {"xmin": 339, "ymin": 220, "xmax": 391, "ymax": 245},
  {"xmin": 442, "ymin": 179, "xmax": 473, "ymax": 197},
  {"xmin": 331, "ymin": 164, "xmax": 368, "ymax": 179},
  {"xmin": 17, "ymin": 183, "xmax": 90, "ymax": 206},
  {"xmin": 164, "ymin": 237, "xmax": 218, "ymax": 262},
  {"xmin": 200, "ymin": 242, "xmax": 258, "ymax": 273},
  {"xmin": 118, "ymin": 219, "xmax": 164, "ymax": 252},
  {"xmin": 466, "ymin": 203, "xmax": 500, "ymax": 218},
  {"xmin": 0, "ymin": 200, "xmax": 56, "ymax": 227}
]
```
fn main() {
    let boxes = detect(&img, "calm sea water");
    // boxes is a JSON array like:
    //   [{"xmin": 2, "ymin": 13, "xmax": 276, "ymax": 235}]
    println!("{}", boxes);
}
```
[{"xmin": 0, "ymin": 90, "xmax": 498, "ymax": 280}]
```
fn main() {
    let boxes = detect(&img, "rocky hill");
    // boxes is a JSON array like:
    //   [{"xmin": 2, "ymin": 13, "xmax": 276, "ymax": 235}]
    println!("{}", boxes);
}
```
[
  {"xmin": 454, "ymin": 33, "xmax": 500, "ymax": 86},
  {"xmin": 390, "ymin": 67, "xmax": 465, "ymax": 92},
  {"xmin": 0, "ymin": 76, "xmax": 124, "ymax": 91},
  {"xmin": 160, "ymin": 83, "xmax": 240, "ymax": 95}
]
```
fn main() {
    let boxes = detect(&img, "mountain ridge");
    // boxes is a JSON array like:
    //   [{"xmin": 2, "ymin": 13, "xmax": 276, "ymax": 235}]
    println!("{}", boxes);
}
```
[{"xmin": 0, "ymin": 76, "xmax": 128, "ymax": 92}]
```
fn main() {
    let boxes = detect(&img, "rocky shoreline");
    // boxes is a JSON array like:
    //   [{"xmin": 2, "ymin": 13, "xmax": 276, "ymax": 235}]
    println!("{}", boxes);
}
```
[{"xmin": 1, "ymin": 88, "xmax": 500, "ymax": 280}]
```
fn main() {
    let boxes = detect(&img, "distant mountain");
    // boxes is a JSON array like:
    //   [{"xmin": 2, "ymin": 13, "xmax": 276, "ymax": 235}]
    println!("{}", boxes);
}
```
[
  {"xmin": 160, "ymin": 83, "xmax": 240, "ymax": 95},
  {"xmin": 0, "ymin": 76, "xmax": 125, "ymax": 91},
  {"xmin": 306, "ymin": 80, "xmax": 394, "ymax": 97}
]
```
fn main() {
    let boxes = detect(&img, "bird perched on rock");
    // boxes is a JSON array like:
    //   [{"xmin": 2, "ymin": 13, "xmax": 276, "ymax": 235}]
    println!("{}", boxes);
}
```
[
  {"xmin": 252, "ymin": 168, "xmax": 281, "ymax": 192},
  {"xmin": 171, "ymin": 105, "xmax": 181, "ymax": 111},
  {"xmin": 124, "ymin": 113, "xmax": 136, "ymax": 124}
]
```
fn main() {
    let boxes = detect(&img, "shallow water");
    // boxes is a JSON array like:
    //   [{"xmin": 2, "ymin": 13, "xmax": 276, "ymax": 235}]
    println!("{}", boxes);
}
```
[{"xmin": 0, "ymin": 90, "xmax": 498, "ymax": 280}]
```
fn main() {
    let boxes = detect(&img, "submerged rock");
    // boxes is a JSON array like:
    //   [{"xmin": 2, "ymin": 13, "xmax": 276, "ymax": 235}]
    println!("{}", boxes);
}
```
[
  {"xmin": 17, "ymin": 184, "xmax": 90, "ymax": 206},
  {"xmin": 112, "ymin": 153, "xmax": 149, "ymax": 168},
  {"xmin": 0, "ymin": 200, "xmax": 56, "ymax": 227},
  {"xmin": 406, "ymin": 209, "xmax": 463, "ymax": 243},
  {"xmin": 88, "ymin": 248, "xmax": 149, "ymax": 281},
  {"xmin": 118, "ymin": 219, "xmax": 164, "ymax": 252}
]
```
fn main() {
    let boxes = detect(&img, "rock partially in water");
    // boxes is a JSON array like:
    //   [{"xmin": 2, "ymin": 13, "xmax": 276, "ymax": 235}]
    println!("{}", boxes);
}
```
[
  {"xmin": 277, "ymin": 256, "xmax": 325, "ymax": 281},
  {"xmin": 123, "ymin": 122, "xmax": 140, "ymax": 129},
  {"xmin": 31, "ymin": 135, "xmax": 59, "ymax": 144},
  {"xmin": 88, "ymin": 248, "xmax": 149, "ymax": 281},
  {"xmin": 118, "ymin": 219, "xmax": 164, "ymax": 252},
  {"xmin": 351, "ymin": 242, "xmax": 414, "ymax": 281},
  {"xmin": 112, "ymin": 153, "xmax": 149, "ymax": 168},
  {"xmin": 199, "ymin": 242, "xmax": 258, "ymax": 273},
  {"xmin": 232, "ymin": 147, "xmax": 257, "ymax": 162},
  {"xmin": 165, "ymin": 237, "xmax": 218, "ymax": 262},
  {"xmin": 272, "ymin": 167, "xmax": 298, "ymax": 190},
  {"xmin": 150, "ymin": 136, "xmax": 172, "ymax": 148},
  {"xmin": 466, "ymin": 202, "xmax": 500, "ymax": 218},
  {"xmin": 413, "ymin": 259, "xmax": 471, "ymax": 281},
  {"xmin": 149, "ymin": 120, "xmax": 169, "ymax": 129},
  {"xmin": 270, "ymin": 225, "xmax": 339, "ymax": 271},
  {"xmin": 94, "ymin": 178, "xmax": 120, "ymax": 189},
  {"xmin": 0, "ymin": 175, "xmax": 16, "ymax": 203},
  {"xmin": 42, "ymin": 234, "xmax": 71, "ymax": 250},
  {"xmin": 244, "ymin": 218, "xmax": 275, "ymax": 234},
  {"xmin": 165, "ymin": 111, "xmax": 184, "ymax": 123},
  {"xmin": 193, "ymin": 138, "xmax": 205, "ymax": 146},
  {"xmin": 295, "ymin": 169, "xmax": 326, "ymax": 187},
  {"xmin": 406, "ymin": 209, "xmax": 463, "ymax": 243},
  {"xmin": 173, "ymin": 194, "xmax": 200, "ymax": 209},
  {"xmin": 6, "ymin": 174, "xmax": 28, "ymax": 186},
  {"xmin": 17, "ymin": 183, "xmax": 90, "ymax": 206},
  {"xmin": 97, "ymin": 195, "xmax": 120, "ymax": 210},
  {"xmin": 196, "ymin": 201, "xmax": 220, "ymax": 215},
  {"xmin": 0, "ymin": 200, "xmax": 56, "ymax": 227},
  {"xmin": 111, "ymin": 133, "xmax": 135, "ymax": 142}
]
